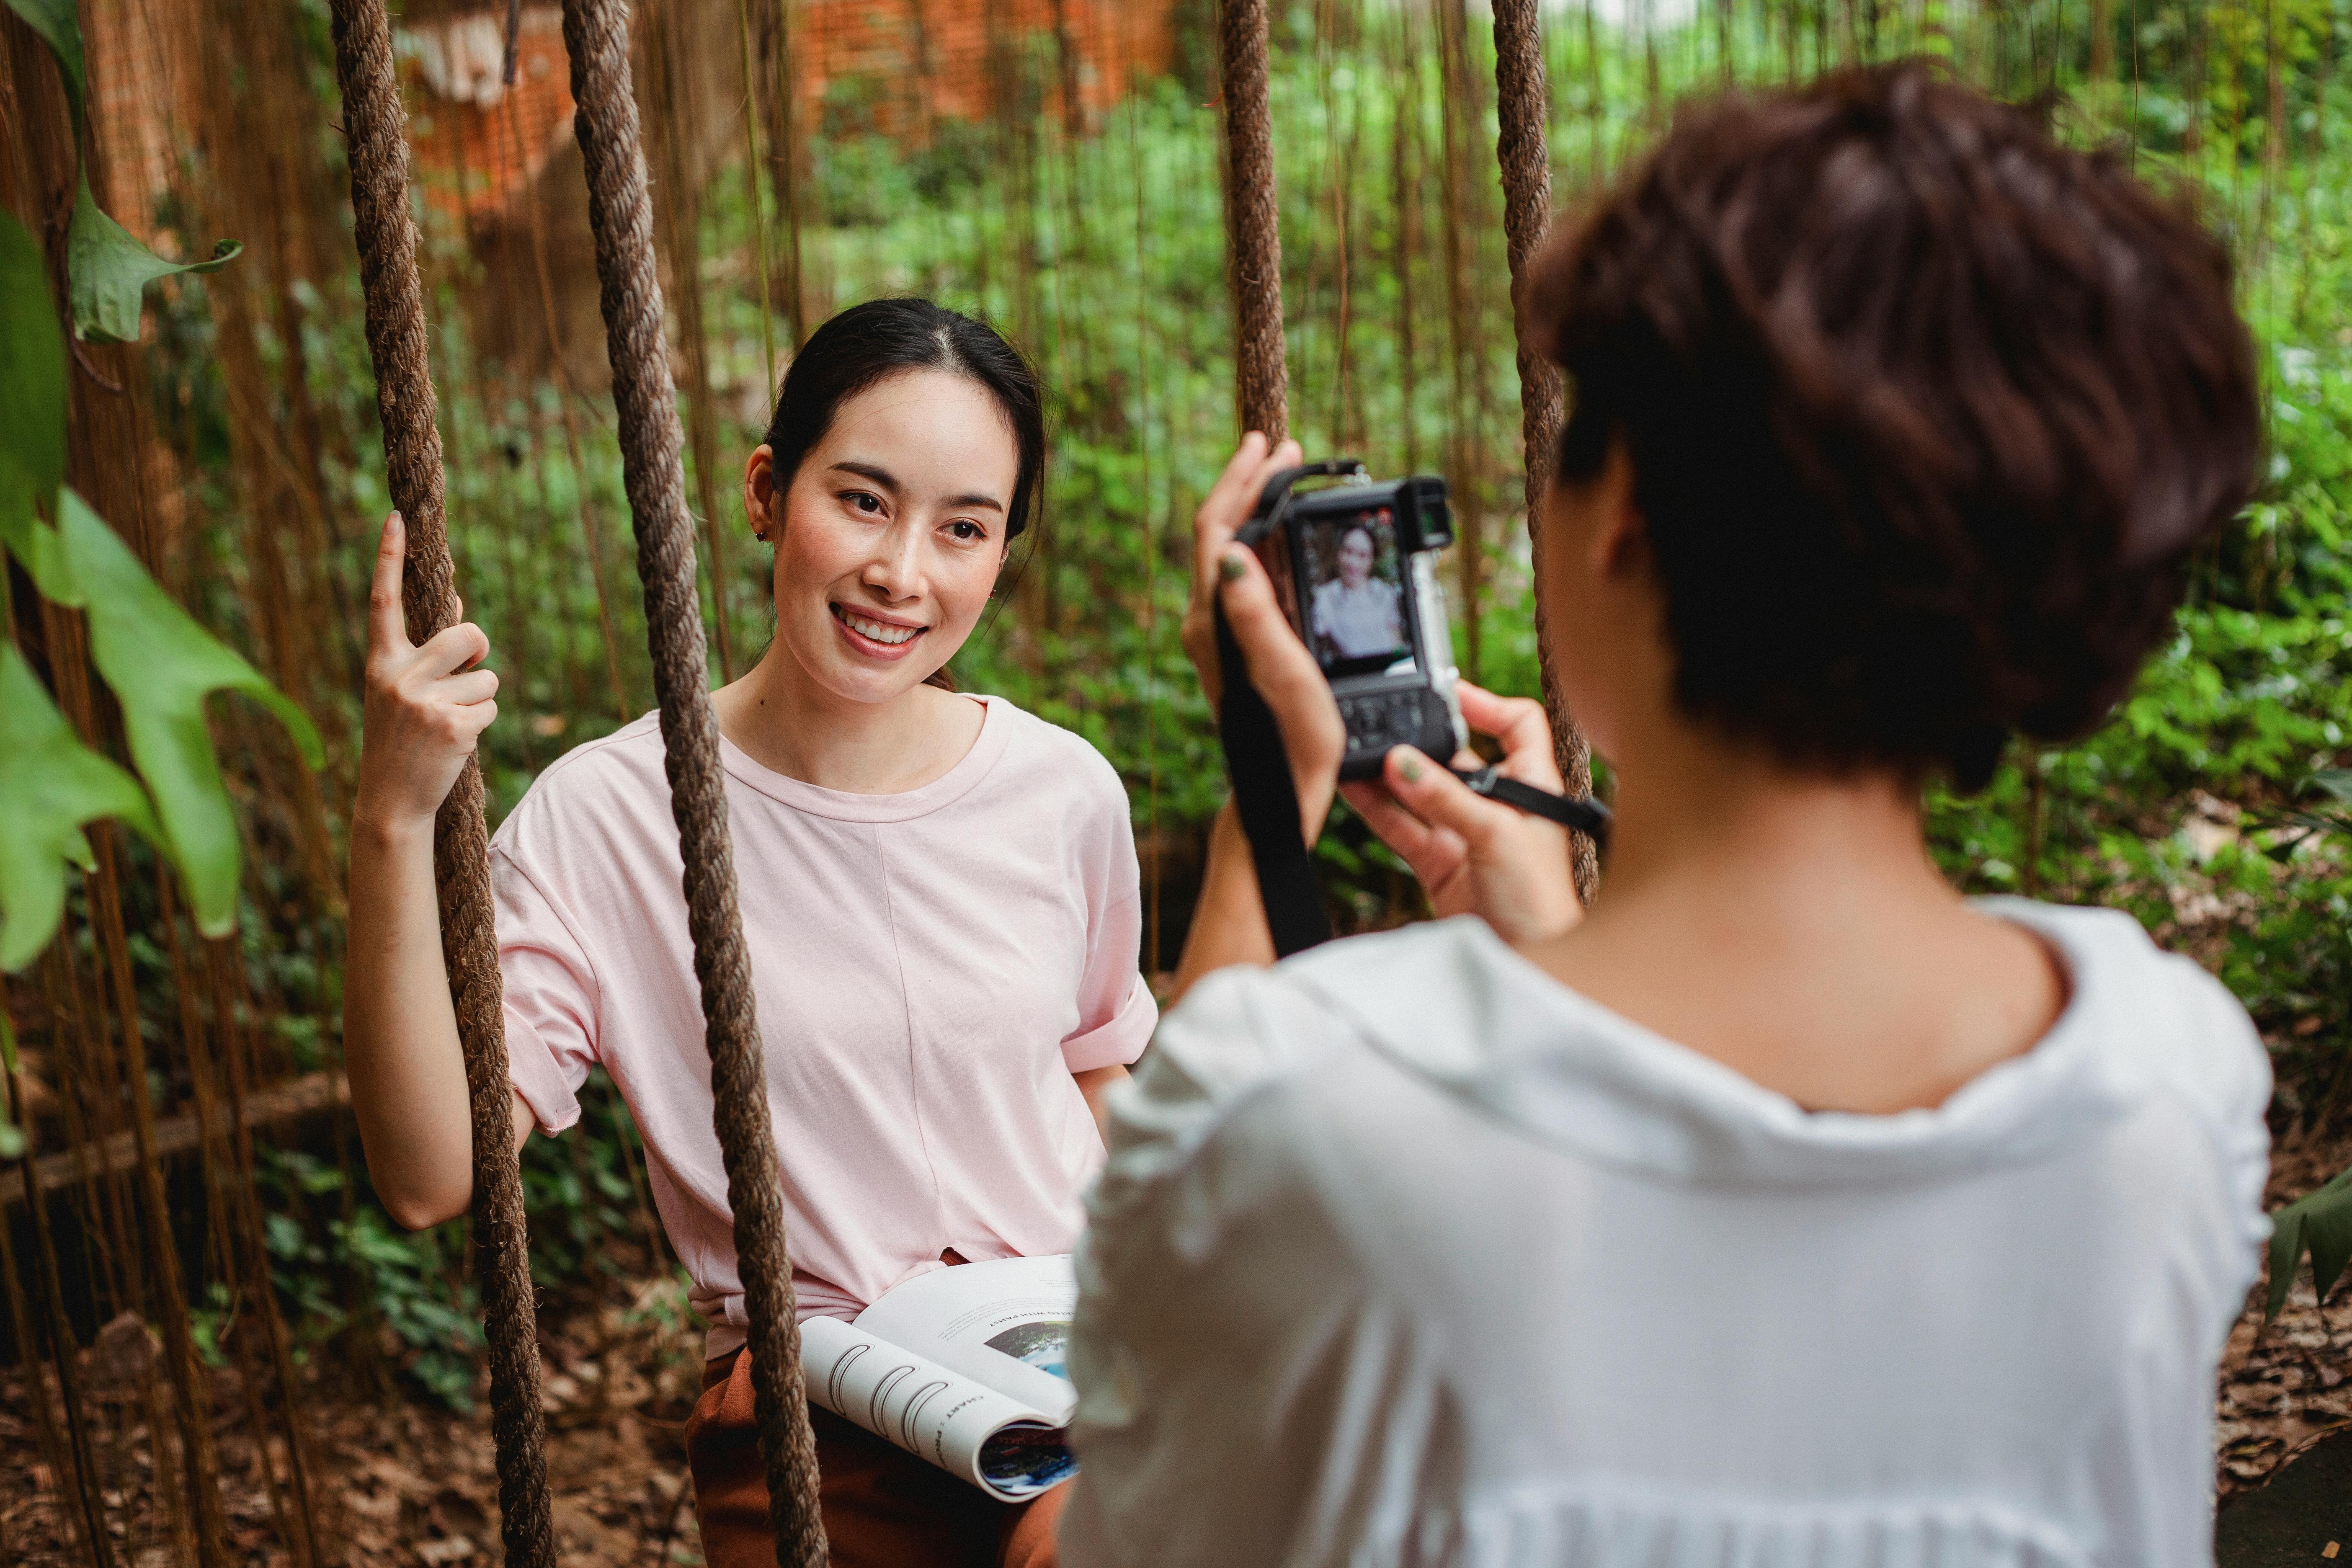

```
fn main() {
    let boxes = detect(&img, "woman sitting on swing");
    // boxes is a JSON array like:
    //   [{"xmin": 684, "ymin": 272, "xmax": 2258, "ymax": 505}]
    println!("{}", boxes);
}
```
[{"xmin": 341, "ymin": 298, "xmax": 1152, "ymax": 1568}]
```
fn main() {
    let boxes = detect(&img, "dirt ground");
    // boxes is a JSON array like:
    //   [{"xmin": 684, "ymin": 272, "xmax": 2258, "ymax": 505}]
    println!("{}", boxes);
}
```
[
  {"xmin": 5, "ymin": 1140, "xmax": 2350, "ymax": 1566},
  {"xmin": 0, "ymin": 1268, "xmax": 717, "ymax": 1568}
]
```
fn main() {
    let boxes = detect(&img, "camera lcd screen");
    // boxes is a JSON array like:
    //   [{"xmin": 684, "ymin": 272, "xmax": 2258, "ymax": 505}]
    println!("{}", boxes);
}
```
[{"xmin": 1295, "ymin": 506, "xmax": 1416, "ymax": 680}]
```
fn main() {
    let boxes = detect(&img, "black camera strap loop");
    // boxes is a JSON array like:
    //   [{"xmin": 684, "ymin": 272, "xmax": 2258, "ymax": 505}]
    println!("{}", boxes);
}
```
[{"xmin": 1455, "ymin": 766, "xmax": 1616, "ymax": 843}]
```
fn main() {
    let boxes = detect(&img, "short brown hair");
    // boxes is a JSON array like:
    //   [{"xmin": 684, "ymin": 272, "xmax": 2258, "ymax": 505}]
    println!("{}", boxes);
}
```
[{"xmin": 1531, "ymin": 64, "xmax": 2262, "ymax": 791}]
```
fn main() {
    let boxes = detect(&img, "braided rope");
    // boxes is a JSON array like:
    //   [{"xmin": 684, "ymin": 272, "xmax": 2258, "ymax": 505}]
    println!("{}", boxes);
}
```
[
  {"xmin": 323, "ymin": 3, "xmax": 557, "ymax": 1564},
  {"xmin": 554, "ymin": 0, "xmax": 827, "ymax": 1559},
  {"xmin": 1491, "ymin": 0, "xmax": 1601, "ymax": 903},
  {"xmin": 1218, "ymin": 0, "xmax": 1287, "ymax": 441}
]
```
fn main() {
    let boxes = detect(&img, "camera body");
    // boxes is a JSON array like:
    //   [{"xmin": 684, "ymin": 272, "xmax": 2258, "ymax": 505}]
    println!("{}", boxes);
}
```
[{"xmin": 1242, "ymin": 464, "xmax": 1469, "ymax": 781}]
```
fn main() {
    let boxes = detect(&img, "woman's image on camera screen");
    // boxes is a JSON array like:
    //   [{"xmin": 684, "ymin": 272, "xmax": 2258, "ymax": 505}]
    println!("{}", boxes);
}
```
[{"xmin": 1305, "ymin": 512, "xmax": 1407, "ymax": 672}]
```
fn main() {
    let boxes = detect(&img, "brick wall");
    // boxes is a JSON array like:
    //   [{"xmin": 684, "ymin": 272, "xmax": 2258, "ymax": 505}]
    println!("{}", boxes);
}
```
[
  {"xmin": 796, "ymin": 0, "xmax": 1178, "ymax": 139},
  {"xmin": 403, "ymin": 7, "xmax": 578, "ymax": 224},
  {"xmin": 401, "ymin": 0, "xmax": 1179, "ymax": 226}
]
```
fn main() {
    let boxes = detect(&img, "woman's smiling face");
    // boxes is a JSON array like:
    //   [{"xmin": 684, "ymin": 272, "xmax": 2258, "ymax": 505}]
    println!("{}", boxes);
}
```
[
  {"xmin": 1338, "ymin": 527, "xmax": 1375, "ymax": 589},
  {"xmin": 755, "ymin": 369, "xmax": 1016, "ymax": 706}
]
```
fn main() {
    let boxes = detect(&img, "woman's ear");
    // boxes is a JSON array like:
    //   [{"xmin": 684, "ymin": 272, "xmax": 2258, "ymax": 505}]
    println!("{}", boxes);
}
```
[
  {"xmin": 745, "ymin": 445, "xmax": 779, "ymax": 542},
  {"xmin": 1590, "ymin": 444, "xmax": 1647, "ymax": 582}
]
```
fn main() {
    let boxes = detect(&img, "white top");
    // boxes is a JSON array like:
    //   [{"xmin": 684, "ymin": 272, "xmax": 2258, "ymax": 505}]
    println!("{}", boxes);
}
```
[{"xmin": 1061, "ymin": 902, "xmax": 2271, "ymax": 1568}]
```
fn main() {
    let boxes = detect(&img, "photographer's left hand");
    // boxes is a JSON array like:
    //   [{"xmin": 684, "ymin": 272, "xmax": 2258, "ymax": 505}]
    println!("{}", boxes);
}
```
[
  {"xmin": 1169, "ymin": 433, "xmax": 1343, "ymax": 999},
  {"xmin": 1180, "ymin": 433, "xmax": 1341, "ymax": 845}
]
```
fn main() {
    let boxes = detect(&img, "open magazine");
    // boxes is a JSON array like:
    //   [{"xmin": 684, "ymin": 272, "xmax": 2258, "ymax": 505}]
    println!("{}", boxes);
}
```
[{"xmin": 799, "ymin": 1253, "xmax": 1079, "ymax": 1502}]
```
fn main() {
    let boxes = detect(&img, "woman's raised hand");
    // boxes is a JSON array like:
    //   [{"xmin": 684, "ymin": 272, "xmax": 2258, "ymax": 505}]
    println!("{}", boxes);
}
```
[
  {"xmin": 355, "ymin": 511, "xmax": 500, "ymax": 830},
  {"xmin": 1340, "ymin": 683, "xmax": 1584, "ymax": 944},
  {"xmin": 1179, "ymin": 433, "xmax": 1300, "ymax": 708},
  {"xmin": 1178, "ymin": 434, "xmax": 1344, "ymax": 845}
]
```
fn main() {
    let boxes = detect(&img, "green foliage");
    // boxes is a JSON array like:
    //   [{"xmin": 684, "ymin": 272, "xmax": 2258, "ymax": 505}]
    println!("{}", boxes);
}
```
[
  {"xmin": 255, "ymin": 1145, "xmax": 486, "ymax": 1407},
  {"xmin": 514, "ymin": 1078, "xmax": 663, "ymax": 1290},
  {"xmin": 0, "ymin": 1016, "xmax": 23, "ymax": 1158},
  {"xmin": 66, "ymin": 179, "xmax": 242, "ymax": 347},
  {"xmin": 331, "ymin": 1209, "xmax": 487, "ymax": 1408},
  {"xmin": 2266, "ymin": 1164, "xmax": 2352, "ymax": 1319},
  {"xmin": 187, "ymin": 1281, "xmax": 237, "ymax": 1369},
  {"xmin": 0, "ymin": 211, "xmax": 65, "ymax": 572},
  {"xmin": 57, "ymin": 489, "xmax": 325, "ymax": 936},
  {"xmin": 245, "ymin": 1075, "xmax": 661, "ymax": 1409},
  {"xmin": 0, "ymin": 644, "xmax": 162, "ymax": 970},
  {"xmin": 0, "ymin": 0, "xmax": 241, "ymax": 344},
  {"xmin": 0, "ymin": 2, "xmax": 317, "ymax": 1003}
]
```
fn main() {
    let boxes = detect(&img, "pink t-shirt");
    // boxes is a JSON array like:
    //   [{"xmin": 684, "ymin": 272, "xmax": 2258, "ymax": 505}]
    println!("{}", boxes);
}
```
[{"xmin": 490, "ymin": 695, "xmax": 1157, "ymax": 1356}]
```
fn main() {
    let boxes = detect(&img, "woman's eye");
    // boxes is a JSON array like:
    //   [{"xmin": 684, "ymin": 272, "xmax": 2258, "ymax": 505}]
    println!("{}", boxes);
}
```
[
  {"xmin": 947, "ymin": 520, "xmax": 987, "ymax": 542},
  {"xmin": 842, "ymin": 490, "xmax": 883, "ymax": 514}
]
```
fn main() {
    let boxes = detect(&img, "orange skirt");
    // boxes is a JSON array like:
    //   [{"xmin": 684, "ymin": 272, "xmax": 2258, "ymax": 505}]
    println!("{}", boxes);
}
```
[{"xmin": 685, "ymin": 1348, "xmax": 1065, "ymax": 1568}]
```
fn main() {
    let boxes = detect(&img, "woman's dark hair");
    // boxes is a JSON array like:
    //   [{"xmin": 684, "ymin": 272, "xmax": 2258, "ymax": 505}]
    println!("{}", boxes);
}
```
[
  {"xmin": 763, "ymin": 297, "xmax": 1047, "ymax": 539},
  {"xmin": 1530, "ymin": 63, "xmax": 2262, "ymax": 792}
]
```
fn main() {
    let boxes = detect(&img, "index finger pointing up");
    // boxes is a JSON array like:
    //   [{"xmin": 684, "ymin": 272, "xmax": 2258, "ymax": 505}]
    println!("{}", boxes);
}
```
[
  {"xmin": 1193, "ymin": 436, "xmax": 1306, "ymax": 602},
  {"xmin": 368, "ymin": 512, "xmax": 414, "ymax": 656},
  {"xmin": 1193, "ymin": 434, "xmax": 1271, "ymax": 602}
]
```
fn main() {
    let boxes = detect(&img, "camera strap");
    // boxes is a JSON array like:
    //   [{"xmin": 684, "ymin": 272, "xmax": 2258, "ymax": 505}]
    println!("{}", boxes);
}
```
[
  {"xmin": 1214, "ymin": 596, "xmax": 1336, "ymax": 958},
  {"xmin": 1453, "ymin": 766, "xmax": 1615, "ymax": 841}
]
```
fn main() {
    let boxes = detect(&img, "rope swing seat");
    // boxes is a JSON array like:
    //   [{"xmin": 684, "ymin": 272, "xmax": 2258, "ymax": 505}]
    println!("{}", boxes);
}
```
[{"xmin": 320, "ymin": 0, "xmax": 1592, "ymax": 1562}]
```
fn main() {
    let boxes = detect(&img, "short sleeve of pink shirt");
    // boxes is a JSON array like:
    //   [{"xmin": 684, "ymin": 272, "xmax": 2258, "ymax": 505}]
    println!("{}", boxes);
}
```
[{"xmin": 489, "ymin": 695, "xmax": 1156, "ymax": 1350}]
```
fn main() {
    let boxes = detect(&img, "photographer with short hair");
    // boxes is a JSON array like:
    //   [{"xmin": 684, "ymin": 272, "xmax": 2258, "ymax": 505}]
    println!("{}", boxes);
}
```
[{"xmin": 1060, "ymin": 65, "xmax": 2269, "ymax": 1568}]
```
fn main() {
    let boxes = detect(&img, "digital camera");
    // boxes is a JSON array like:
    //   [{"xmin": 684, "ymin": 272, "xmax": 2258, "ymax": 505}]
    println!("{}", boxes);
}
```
[{"xmin": 1239, "ymin": 462, "xmax": 1470, "ymax": 782}]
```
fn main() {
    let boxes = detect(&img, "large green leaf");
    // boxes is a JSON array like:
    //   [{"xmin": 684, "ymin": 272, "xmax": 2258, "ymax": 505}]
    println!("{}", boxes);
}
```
[
  {"xmin": 66, "ymin": 178, "xmax": 241, "ymax": 346},
  {"xmin": 0, "ymin": 209, "xmax": 69, "ymax": 596},
  {"xmin": 0, "ymin": 642, "xmax": 161, "ymax": 972},
  {"xmin": 1, "ymin": 0, "xmax": 239, "ymax": 345},
  {"xmin": 2265, "ymin": 1163, "xmax": 2352, "ymax": 1321},
  {"xmin": 56, "ymin": 489, "xmax": 323, "ymax": 936}
]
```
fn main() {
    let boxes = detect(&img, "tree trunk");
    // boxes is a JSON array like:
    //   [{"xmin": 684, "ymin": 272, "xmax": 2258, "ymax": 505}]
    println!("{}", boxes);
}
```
[{"xmin": 1491, "ymin": 0, "xmax": 1602, "ymax": 902}]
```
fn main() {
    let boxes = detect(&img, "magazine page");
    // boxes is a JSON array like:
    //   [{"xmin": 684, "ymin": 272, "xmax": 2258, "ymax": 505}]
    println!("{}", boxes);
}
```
[
  {"xmin": 798, "ymin": 1315, "xmax": 1073, "ymax": 1502},
  {"xmin": 851, "ymin": 1253, "xmax": 1079, "ymax": 1425}
]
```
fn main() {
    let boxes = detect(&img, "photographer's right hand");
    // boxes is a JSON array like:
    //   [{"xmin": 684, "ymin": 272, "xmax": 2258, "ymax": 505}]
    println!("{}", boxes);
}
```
[
  {"xmin": 1179, "ymin": 432, "xmax": 1304, "ymax": 710},
  {"xmin": 1341, "ymin": 683, "xmax": 1583, "ymax": 944},
  {"xmin": 355, "ymin": 511, "xmax": 500, "ymax": 832}
]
